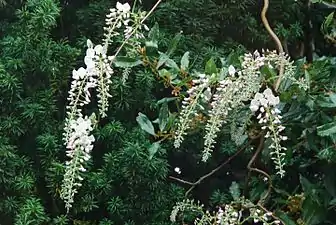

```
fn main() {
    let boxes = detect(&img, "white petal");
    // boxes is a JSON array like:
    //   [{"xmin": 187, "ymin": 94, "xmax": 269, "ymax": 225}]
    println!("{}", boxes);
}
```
[
  {"xmin": 86, "ymin": 48, "xmax": 95, "ymax": 58},
  {"xmin": 228, "ymin": 65, "xmax": 236, "ymax": 76},
  {"xmin": 251, "ymin": 98, "xmax": 260, "ymax": 106},
  {"xmin": 254, "ymin": 92, "xmax": 263, "ymax": 100},
  {"xmin": 121, "ymin": 3, "xmax": 131, "ymax": 12},
  {"xmin": 116, "ymin": 2, "xmax": 123, "ymax": 11},
  {"xmin": 72, "ymin": 69, "xmax": 79, "ymax": 80},
  {"xmin": 94, "ymin": 45, "xmax": 104, "ymax": 55},
  {"xmin": 174, "ymin": 167, "xmax": 181, "ymax": 174},
  {"xmin": 77, "ymin": 67, "xmax": 86, "ymax": 79},
  {"xmin": 84, "ymin": 56, "xmax": 95, "ymax": 69},
  {"xmin": 87, "ymin": 39, "xmax": 93, "ymax": 48},
  {"xmin": 260, "ymin": 98, "xmax": 268, "ymax": 106},
  {"xmin": 263, "ymin": 88, "xmax": 273, "ymax": 98},
  {"xmin": 249, "ymin": 104, "xmax": 259, "ymax": 112},
  {"xmin": 272, "ymin": 96, "xmax": 280, "ymax": 105}
]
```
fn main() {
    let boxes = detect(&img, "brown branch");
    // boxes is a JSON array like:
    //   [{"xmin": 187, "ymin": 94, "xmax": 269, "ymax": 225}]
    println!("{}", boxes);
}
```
[
  {"xmin": 261, "ymin": 0, "xmax": 285, "ymax": 92},
  {"xmin": 245, "ymin": 135, "xmax": 272, "ymax": 205},
  {"xmin": 168, "ymin": 176, "xmax": 194, "ymax": 185},
  {"xmin": 169, "ymin": 140, "xmax": 252, "ymax": 197}
]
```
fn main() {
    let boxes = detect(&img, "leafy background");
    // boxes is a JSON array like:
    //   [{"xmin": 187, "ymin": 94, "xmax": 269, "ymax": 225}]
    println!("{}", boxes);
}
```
[{"xmin": 0, "ymin": 0, "xmax": 335, "ymax": 224}]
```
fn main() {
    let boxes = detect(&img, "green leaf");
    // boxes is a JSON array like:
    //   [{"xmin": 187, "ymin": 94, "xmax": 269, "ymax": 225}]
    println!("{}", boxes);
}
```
[
  {"xmin": 148, "ymin": 141, "xmax": 161, "ymax": 160},
  {"xmin": 165, "ymin": 59, "xmax": 179, "ymax": 70},
  {"xmin": 157, "ymin": 97, "xmax": 178, "ymax": 105},
  {"xmin": 316, "ymin": 93, "xmax": 336, "ymax": 108},
  {"xmin": 329, "ymin": 198, "xmax": 336, "ymax": 206},
  {"xmin": 229, "ymin": 182, "xmax": 240, "ymax": 201},
  {"xmin": 136, "ymin": 112, "xmax": 156, "ymax": 136},
  {"xmin": 166, "ymin": 113, "xmax": 177, "ymax": 130},
  {"xmin": 148, "ymin": 22, "xmax": 160, "ymax": 42},
  {"xmin": 321, "ymin": 12, "xmax": 334, "ymax": 33},
  {"xmin": 157, "ymin": 53, "xmax": 169, "ymax": 69},
  {"xmin": 324, "ymin": 169, "xmax": 336, "ymax": 197},
  {"xmin": 205, "ymin": 57, "xmax": 217, "ymax": 74},
  {"xmin": 317, "ymin": 121, "xmax": 336, "ymax": 137},
  {"xmin": 180, "ymin": 51, "xmax": 190, "ymax": 70},
  {"xmin": 300, "ymin": 175, "xmax": 314, "ymax": 195},
  {"xmin": 113, "ymin": 56, "xmax": 143, "ymax": 68},
  {"xmin": 166, "ymin": 33, "xmax": 182, "ymax": 56},
  {"xmin": 158, "ymin": 103, "xmax": 169, "ymax": 131},
  {"xmin": 261, "ymin": 64, "xmax": 277, "ymax": 79},
  {"xmin": 158, "ymin": 69, "xmax": 171, "ymax": 78},
  {"xmin": 302, "ymin": 196, "xmax": 326, "ymax": 225},
  {"xmin": 299, "ymin": 175, "xmax": 327, "ymax": 224},
  {"xmin": 145, "ymin": 41, "xmax": 159, "ymax": 57},
  {"xmin": 275, "ymin": 210, "xmax": 297, "ymax": 225}
]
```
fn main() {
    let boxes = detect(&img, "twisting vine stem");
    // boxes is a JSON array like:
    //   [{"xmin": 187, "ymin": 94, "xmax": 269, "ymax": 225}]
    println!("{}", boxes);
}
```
[
  {"xmin": 261, "ymin": 0, "xmax": 285, "ymax": 92},
  {"xmin": 246, "ymin": 135, "xmax": 272, "ymax": 205},
  {"xmin": 243, "ymin": 0, "xmax": 282, "ymax": 206}
]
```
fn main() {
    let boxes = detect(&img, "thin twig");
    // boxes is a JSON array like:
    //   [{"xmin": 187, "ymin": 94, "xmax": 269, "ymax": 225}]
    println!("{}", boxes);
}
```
[
  {"xmin": 245, "ymin": 135, "xmax": 272, "ymax": 205},
  {"xmin": 168, "ymin": 176, "xmax": 194, "ymax": 185},
  {"xmin": 169, "ymin": 140, "xmax": 252, "ymax": 197},
  {"xmin": 261, "ymin": 0, "xmax": 285, "ymax": 92}
]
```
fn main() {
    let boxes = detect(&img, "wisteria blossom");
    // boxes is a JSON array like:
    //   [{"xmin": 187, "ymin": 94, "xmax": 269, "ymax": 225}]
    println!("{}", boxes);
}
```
[
  {"xmin": 174, "ymin": 74, "xmax": 210, "ymax": 148},
  {"xmin": 250, "ymin": 88, "xmax": 287, "ymax": 177},
  {"xmin": 61, "ymin": 116, "xmax": 95, "ymax": 212},
  {"xmin": 61, "ymin": 1, "xmax": 153, "ymax": 211}
]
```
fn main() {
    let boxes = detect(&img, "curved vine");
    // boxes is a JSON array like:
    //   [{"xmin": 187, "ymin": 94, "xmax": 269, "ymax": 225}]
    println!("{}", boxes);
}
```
[{"xmin": 261, "ymin": 0, "xmax": 285, "ymax": 91}]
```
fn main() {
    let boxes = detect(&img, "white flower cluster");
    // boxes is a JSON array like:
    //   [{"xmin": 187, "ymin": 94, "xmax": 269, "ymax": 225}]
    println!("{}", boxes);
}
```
[
  {"xmin": 242, "ymin": 50, "xmax": 265, "ymax": 69},
  {"xmin": 104, "ymin": 2, "xmax": 131, "ymax": 45},
  {"xmin": 170, "ymin": 199, "xmax": 204, "ymax": 223},
  {"xmin": 61, "ymin": 116, "xmax": 95, "ymax": 212},
  {"xmin": 202, "ymin": 52, "xmax": 263, "ymax": 161},
  {"xmin": 203, "ymin": 79, "xmax": 235, "ymax": 161},
  {"xmin": 174, "ymin": 74, "xmax": 210, "ymax": 148},
  {"xmin": 216, "ymin": 205, "xmax": 239, "ymax": 224},
  {"xmin": 250, "ymin": 88, "xmax": 287, "ymax": 178},
  {"xmin": 249, "ymin": 88, "xmax": 280, "ymax": 112},
  {"xmin": 63, "ymin": 39, "xmax": 113, "ymax": 145},
  {"xmin": 249, "ymin": 208, "xmax": 280, "ymax": 224},
  {"xmin": 261, "ymin": 50, "xmax": 308, "ymax": 91},
  {"xmin": 61, "ymin": 1, "xmax": 152, "ymax": 211},
  {"xmin": 171, "ymin": 198, "xmax": 283, "ymax": 225},
  {"xmin": 174, "ymin": 51, "xmax": 267, "ymax": 162},
  {"xmin": 86, "ymin": 40, "xmax": 114, "ymax": 118},
  {"xmin": 104, "ymin": 2, "xmax": 148, "ymax": 49}
]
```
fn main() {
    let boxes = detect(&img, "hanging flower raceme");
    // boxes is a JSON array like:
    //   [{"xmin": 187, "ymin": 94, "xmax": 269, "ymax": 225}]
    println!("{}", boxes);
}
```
[
  {"xmin": 60, "ymin": 1, "xmax": 154, "ymax": 211},
  {"xmin": 250, "ymin": 88, "xmax": 287, "ymax": 177},
  {"xmin": 61, "ymin": 115, "xmax": 95, "ymax": 212},
  {"xmin": 202, "ymin": 51, "xmax": 264, "ymax": 162},
  {"xmin": 174, "ymin": 74, "xmax": 210, "ymax": 148},
  {"xmin": 174, "ymin": 51, "xmax": 267, "ymax": 162},
  {"xmin": 203, "ymin": 79, "xmax": 235, "ymax": 161}
]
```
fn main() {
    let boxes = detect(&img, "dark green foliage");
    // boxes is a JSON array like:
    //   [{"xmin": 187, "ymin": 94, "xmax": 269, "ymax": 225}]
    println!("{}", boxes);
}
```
[
  {"xmin": 0, "ymin": 0, "xmax": 185, "ymax": 224},
  {"xmin": 0, "ymin": 0, "xmax": 335, "ymax": 224}
]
